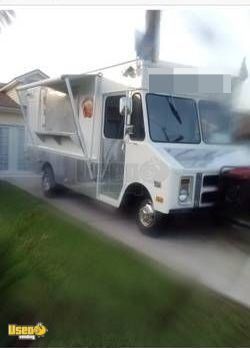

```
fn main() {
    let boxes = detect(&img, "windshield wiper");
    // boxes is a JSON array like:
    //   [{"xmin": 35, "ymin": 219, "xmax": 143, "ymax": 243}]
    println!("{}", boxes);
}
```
[
  {"xmin": 172, "ymin": 135, "xmax": 184, "ymax": 143},
  {"xmin": 162, "ymin": 127, "xmax": 170, "ymax": 142},
  {"xmin": 151, "ymin": 118, "xmax": 170, "ymax": 142},
  {"xmin": 168, "ymin": 97, "xmax": 182, "ymax": 125}
]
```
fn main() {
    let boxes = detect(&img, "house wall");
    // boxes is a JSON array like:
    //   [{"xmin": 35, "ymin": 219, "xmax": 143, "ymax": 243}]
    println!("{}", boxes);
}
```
[
  {"xmin": 0, "ymin": 110, "xmax": 23, "ymax": 126},
  {"xmin": 6, "ymin": 88, "xmax": 19, "ymax": 104},
  {"xmin": 0, "ymin": 109, "xmax": 27, "ymax": 172},
  {"xmin": 6, "ymin": 88, "xmax": 20, "ymax": 104}
]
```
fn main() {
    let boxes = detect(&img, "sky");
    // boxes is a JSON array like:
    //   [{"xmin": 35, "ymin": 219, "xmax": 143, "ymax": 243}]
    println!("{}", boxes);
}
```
[{"xmin": 0, "ymin": 6, "xmax": 250, "ymax": 83}]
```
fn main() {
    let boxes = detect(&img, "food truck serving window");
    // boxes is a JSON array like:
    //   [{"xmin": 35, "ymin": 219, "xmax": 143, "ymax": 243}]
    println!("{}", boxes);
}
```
[
  {"xmin": 146, "ymin": 94, "xmax": 200, "ymax": 144},
  {"xmin": 104, "ymin": 95, "xmax": 125, "ymax": 139}
]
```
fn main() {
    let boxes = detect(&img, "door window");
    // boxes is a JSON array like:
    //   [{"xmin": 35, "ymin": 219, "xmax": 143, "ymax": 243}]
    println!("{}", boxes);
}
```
[
  {"xmin": 104, "ymin": 95, "xmax": 125, "ymax": 139},
  {"xmin": 130, "ymin": 93, "xmax": 145, "ymax": 141}
]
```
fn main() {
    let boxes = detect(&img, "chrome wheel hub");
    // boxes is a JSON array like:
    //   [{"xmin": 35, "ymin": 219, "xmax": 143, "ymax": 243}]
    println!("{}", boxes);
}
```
[
  {"xmin": 139, "ymin": 202, "xmax": 155, "ymax": 228},
  {"xmin": 43, "ymin": 174, "xmax": 50, "ymax": 191}
]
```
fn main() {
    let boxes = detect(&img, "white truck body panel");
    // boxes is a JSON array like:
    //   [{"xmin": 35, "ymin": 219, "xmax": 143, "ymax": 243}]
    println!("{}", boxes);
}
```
[{"xmin": 17, "ymin": 59, "xmax": 250, "ymax": 215}]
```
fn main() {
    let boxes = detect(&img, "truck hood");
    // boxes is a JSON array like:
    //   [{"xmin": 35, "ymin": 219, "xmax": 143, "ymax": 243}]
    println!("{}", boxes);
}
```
[{"xmin": 164, "ymin": 146, "xmax": 250, "ymax": 171}]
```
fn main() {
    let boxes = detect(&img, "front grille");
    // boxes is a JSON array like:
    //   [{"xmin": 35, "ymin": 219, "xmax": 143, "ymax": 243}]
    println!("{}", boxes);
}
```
[
  {"xmin": 194, "ymin": 172, "xmax": 202, "ymax": 208},
  {"xmin": 203, "ymin": 174, "xmax": 219, "ymax": 187},
  {"xmin": 198, "ymin": 174, "xmax": 220, "ymax": 206},
  {"xmin": 201, "ymin": 191, "xmax": 219, "ymax": 204}
]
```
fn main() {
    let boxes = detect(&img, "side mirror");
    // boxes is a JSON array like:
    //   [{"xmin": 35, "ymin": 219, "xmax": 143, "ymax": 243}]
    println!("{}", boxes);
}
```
[{"xmin": 119, "ymin": 96, "xmax": 132, "ymax": 116}]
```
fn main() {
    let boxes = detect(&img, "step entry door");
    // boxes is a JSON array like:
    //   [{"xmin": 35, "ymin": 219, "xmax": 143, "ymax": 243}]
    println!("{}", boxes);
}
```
[{"xmin": 99, "ymin": 95, "xmax": 126, "ymax": 200}]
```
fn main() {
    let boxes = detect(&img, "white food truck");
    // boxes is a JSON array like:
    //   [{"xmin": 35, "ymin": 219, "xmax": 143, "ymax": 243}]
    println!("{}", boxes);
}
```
[{"xmin": 17, "ymin": 59, "xmax": 250, "ymax": 235}]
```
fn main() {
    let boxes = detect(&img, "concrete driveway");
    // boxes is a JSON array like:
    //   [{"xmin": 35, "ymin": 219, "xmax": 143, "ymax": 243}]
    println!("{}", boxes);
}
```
[{"xmin": 5, "ymin": 174, "xmax": 250, "ymax": 308}]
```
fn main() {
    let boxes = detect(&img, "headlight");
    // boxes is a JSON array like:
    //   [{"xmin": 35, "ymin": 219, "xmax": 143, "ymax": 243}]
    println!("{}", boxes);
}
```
[
  {"xmin": 178, "ymin": 177, "xmax": 193, "ymax": 204},
  {"xmin": 179, "ymin": 189, "xmax": 188, "ymax": 202}
]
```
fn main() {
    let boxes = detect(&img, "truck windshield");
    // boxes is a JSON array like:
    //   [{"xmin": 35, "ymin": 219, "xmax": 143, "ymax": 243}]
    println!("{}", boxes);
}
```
[
  {"xmin": 199, "ymin": 100, "xmax": 232, "ymax": 144},
  {"xmin": 146, "ymin": 94, "xmax": 200, "ymax": 143}
]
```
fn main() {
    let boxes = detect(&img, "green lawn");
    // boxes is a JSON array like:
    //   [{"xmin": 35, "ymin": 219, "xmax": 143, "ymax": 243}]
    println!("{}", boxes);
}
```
[{"xmin": 1, "ymin": 181, "xmax": 250, "ymax": 347}]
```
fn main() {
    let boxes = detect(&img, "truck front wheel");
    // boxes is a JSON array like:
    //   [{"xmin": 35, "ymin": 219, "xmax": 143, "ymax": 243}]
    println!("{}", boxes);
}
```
[
  {"xmin": 136, "ymin": 198, "xmax": 161, "ymax": 236},
  {"xmin": 42, "ymin": 166, "xmax": 57, "ymax": 197}
]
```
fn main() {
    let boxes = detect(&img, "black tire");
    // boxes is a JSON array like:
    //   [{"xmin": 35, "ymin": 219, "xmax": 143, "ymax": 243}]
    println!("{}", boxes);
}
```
[
  {"xmin": 42, "ymin": 165, "xmax": 57, "ymax": 197},
  {"xmin": 136, "ymin": 198, "xmax": 162, "ymax": 237}
]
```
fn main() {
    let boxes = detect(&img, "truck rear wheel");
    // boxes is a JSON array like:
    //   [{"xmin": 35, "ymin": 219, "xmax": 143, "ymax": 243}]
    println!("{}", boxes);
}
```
[
  {"xmin": 136, "ymin": 198, "xmax": 161, "ymax": 237},
  {"xmin": 42, "ymin": 165, "xmax": 57, "ymax": 197}
]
